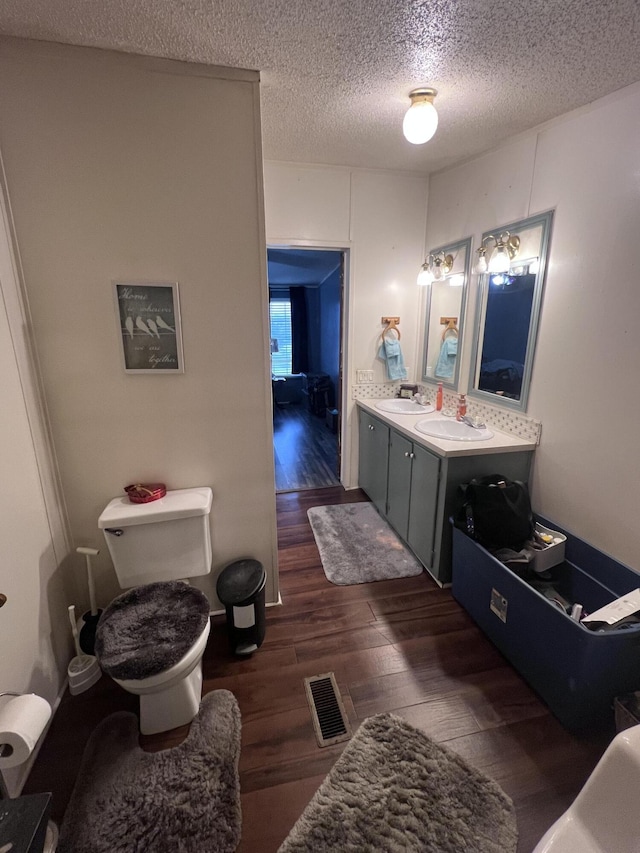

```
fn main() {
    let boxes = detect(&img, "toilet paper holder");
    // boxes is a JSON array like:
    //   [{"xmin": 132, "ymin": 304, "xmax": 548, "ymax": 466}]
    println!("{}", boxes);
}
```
[
  {"xmin": 0, "ymin": 692, "xmax": 21, "ymax": 799},
  {"xmin": 0, "ymin": 692, "xmax": 20, "ymax": 762},
  {"xmin": 0, "ymin": 691, "xmax": 51, "ymax": 802},
  {"xmin": 0, "ymin": 691, "xmax": 59, "ymax": 851}
]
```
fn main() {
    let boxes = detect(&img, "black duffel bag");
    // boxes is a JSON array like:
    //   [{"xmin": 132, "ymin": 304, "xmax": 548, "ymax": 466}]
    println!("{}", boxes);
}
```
[{"xmin": 455, "ymin": 474, "xmax": 534, "ymax": 551}]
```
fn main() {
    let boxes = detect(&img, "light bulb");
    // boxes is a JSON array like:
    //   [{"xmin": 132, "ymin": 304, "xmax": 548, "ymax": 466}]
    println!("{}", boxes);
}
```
[
  {"xmin": 433, "ymin": 261, "xmax": 445, "ymax": 281},
  {"xmin": 488, "ymin": 245, "xmax": 511, "ymax": 273},
  {"xmin": 417, "ymin": 263, "xmax": 433, "ymax": 286},
  {"xmin": 474, "ymin": 253, "xmax": 488, "ymax": 275},
  {"xmin": 403, "ymin": 89, "xmax": 438, "ymax": 145}
]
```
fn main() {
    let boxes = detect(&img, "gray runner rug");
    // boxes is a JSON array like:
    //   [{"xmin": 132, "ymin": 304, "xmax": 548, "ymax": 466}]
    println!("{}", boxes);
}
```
[
  {"xmin": 58, "ymin": 690, "xmax": 241, "ymax": 853},
  {"xmin": 307, "ymin": 502, "xmax": 423, "ymax": 584},
  {"xmin": 279, "ymin": 712, "xmax": 518, "ymax": 853}
]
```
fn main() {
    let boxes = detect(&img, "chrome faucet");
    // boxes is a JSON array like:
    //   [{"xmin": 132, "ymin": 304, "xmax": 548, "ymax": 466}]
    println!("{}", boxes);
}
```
[{"xmin": 461, "ymin": 415, "xmax": 486, "ymax": 429}]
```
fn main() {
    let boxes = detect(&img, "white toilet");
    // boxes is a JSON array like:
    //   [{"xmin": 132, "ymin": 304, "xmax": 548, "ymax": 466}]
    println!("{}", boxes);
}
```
[
  {"xmin": 533, "ymin": 724, "xmax": 640, "ymax": 852},
  {"xmin": 95, "ymin": 486, "xmax": 213, "ymax": 735}
]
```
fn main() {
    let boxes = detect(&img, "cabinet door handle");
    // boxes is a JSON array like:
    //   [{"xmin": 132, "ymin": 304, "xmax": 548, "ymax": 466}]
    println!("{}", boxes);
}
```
[
  {"xmin": 409, "ymin": 452, "xmax": 415, "ymax": 459},
  {"xmin": 369, "ymin": 424, "xmax": 374, "ymax": 430},
  {"xmin": 404, "ymin": 451, "xmax": 410, "ymax": 457}
]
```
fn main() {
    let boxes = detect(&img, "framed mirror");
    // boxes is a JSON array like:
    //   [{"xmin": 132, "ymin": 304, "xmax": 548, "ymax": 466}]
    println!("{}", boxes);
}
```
[
  {"xmin": 421, "ymin": 236, "xmax": 471, "ymax": 389},
  {"xmin": 469, "ymin": 209, "xmax": 554, "ymax": 411}
]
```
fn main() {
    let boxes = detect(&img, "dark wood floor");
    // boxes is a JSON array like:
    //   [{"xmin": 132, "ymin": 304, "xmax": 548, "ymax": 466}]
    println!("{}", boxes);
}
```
[
  {"xmin": 24, "ymin": 486, "xmax": 612, "ymax": 852},
  {"xmin": 273, "ymin": 402, "xmax": 339, "ymax": 492}
]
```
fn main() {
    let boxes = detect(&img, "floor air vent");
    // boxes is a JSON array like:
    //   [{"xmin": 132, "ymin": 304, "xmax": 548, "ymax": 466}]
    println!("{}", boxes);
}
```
[{"xmin": 304, "ymin": 672, "xmax": 352, "ymax": 747}]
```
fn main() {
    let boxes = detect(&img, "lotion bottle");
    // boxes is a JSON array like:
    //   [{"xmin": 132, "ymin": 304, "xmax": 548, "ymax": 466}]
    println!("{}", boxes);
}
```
[
  {"xmin": 456, "ymin": 393, "xmax": 467, "ymax": 421},
  {"xmin": 436, "ymin": 382, "xmax": 443, "ymax": 412}
]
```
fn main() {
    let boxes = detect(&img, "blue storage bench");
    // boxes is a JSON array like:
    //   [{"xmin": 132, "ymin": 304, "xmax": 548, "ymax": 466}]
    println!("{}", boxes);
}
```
[{"xmin": 451, "ymin": 515, "xmax": 640, "ymax": 731}]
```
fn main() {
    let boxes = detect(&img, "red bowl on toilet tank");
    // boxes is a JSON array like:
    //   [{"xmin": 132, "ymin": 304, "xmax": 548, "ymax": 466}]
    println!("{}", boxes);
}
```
[{"xmin": 124, "ymin": 483, "xmax": 167, "ymax": 504}]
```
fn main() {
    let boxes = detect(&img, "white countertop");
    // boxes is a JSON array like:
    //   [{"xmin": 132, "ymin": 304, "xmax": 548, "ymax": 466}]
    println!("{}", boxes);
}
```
[{"xmin": 357, "ymin": 398, "xmax": 537, "ymax": 458}]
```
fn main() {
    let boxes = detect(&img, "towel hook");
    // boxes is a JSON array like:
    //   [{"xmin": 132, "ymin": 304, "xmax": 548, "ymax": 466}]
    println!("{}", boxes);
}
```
[
  {"xmin": 440, "ymin": 316, "xmax": 459, "ymax": 340},
  {"xmin": 381, "ymin": 316, "xmax": 401, "ymax": 341}
]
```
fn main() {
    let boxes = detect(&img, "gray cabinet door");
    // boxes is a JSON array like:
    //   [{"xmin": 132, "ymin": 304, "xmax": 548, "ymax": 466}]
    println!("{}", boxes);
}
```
[
  {"xmin": 358, "ymin": 410, "xmax": 389, "ymax": 514},
  {"xmin": 387, "ymin": 430, "xmax": 413, "ymax": 539},
  {"xmin": 407, "ymin": 443, "xmax": 441, "ymax": 569}
]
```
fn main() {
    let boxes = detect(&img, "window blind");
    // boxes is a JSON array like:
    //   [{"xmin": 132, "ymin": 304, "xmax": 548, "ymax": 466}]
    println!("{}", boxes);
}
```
[{"xmin": 270, "ymin": 297, "xmax": 292, "ymax": 375}]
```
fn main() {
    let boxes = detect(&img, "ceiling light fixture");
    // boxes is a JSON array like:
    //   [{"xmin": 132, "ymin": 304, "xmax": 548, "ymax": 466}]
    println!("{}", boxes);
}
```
[
  {"xmin": 403, "ymin": 88, "xmax": 438, "ymax": 145},
  {"xmin": 473, "ymin": 232, "xmax": 520, "ymax": 274},
  {"xmin": 417, "ymin": 251, "xmax": 453, "ymax": 286}
]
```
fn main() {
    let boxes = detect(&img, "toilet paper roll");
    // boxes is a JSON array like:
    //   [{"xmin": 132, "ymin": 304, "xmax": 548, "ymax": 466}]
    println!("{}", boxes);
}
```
[{"xmin": 0, "ymin": 694, "xmax": 51, "ymax": 769}]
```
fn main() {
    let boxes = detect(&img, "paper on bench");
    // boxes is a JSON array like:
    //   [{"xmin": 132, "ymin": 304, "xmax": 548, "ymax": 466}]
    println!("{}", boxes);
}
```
[{"xmin": 582, "ymin": 589, "xmax": 640, "ymax": 626}]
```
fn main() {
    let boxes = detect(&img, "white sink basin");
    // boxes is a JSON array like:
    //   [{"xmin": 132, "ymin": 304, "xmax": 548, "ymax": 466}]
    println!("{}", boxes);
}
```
[
  {"xmin": 415, "ymin": 418, "xmax": 494, "ymax": 441},
  {"xmin": 375, "ymin": 399, "xmax": 434, "ymax": 415}
]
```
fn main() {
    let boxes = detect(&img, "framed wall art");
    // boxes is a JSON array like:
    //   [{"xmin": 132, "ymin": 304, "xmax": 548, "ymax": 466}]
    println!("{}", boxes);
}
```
[{"xmin": 112, "ymin": 280, "xmax": 184, "ymax": 373}]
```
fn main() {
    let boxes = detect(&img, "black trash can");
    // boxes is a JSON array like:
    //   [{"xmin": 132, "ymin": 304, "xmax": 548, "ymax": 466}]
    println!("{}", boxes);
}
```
[{"xmin": 216, "ymin": 558, "xmax": 266, "ymax": 656}]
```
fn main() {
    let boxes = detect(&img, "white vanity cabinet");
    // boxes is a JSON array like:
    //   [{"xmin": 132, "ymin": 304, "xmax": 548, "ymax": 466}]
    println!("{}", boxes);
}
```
[{"xmin": 357, "ymin": 401, "xmax": 535, "ymax": 585}]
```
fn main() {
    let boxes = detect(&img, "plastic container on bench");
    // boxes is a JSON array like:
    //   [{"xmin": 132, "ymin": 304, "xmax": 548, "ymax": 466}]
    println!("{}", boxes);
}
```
[
  {"xmin": 451, "ymin": 516, "xmax": 640, "ymax": 731},
  {"xmin": 532, "ymin": 521, "xmax": 567, "ymax": 573}
]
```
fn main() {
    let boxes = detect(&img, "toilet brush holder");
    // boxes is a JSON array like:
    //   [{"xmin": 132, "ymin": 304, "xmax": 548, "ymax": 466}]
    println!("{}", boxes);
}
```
[
  {"xmin": 67, "ymin": 655, "xmax": 101, "ymax": 695},
  {"xmin": 67, "ymin": 604, "xmax": 101, "ymax": 695}
]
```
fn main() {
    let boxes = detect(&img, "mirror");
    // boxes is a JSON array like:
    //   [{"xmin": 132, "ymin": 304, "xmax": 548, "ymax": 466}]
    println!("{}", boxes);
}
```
[
  {"xmin": 470, "ymin": 210, "xmax": 554, "ymax": 411},
  {"xmin": 421, "ymin": 236, "xmax": 471, "ymax": 388}
]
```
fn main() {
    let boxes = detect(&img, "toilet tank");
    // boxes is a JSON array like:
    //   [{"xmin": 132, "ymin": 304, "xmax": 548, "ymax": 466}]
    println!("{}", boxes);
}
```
[{"xmin": 98, "ymin": 487, "xmax": 213, "ymax": 588}]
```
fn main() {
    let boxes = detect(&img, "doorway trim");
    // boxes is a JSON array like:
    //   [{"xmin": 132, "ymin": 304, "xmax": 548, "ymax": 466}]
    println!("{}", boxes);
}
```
[{"xmin": 267, "ymin": 239, "xmax": 353, "ymax": 487}]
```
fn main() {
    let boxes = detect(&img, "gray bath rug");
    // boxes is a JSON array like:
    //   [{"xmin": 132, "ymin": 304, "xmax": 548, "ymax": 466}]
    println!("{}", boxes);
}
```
[
  {"xmin": 57, "ymin": 690, "xmax": 241, "ymax": 853},
  {"xmin": 279, "ymin": 713, "xmax": 518, "ymax": 853},
  {"xmin": 307, "ymin": 502, "xmax": 423, "ymax": 585}
]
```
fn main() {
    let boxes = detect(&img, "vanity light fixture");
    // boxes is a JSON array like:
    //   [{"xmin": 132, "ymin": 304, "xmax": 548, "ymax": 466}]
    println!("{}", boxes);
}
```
[
  {"xmin": 403, "ymin": 88, "xmax": 438, "ymax": 145},
  {"xmin": 417, "ymin": 251, "xmax": 453, "ymax": 286},
  {"xmin": 473, "ymin": 232, "xmax": 520, "ymax": 274}
]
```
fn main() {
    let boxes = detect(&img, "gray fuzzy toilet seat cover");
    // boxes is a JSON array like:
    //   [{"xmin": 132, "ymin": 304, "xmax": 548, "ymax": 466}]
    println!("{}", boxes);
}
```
[{"xmin": 95, "ymin": 581, "xmax": 210, "ymax": 680}]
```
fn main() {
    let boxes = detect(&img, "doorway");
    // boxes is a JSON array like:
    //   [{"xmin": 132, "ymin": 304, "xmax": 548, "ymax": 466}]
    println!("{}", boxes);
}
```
[{"xmin": 268, "ymin": 247, "xmax": 345, "ymax": 492}]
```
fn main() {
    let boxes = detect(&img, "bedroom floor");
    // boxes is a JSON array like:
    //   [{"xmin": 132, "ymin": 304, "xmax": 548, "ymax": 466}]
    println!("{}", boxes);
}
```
[
  {"xmin": 273, "ymin": 402, "xmax": 339, "ymax": 492},
  {"xmin": 23, "ymin": 486, "xmax": 611, "ymax": 852}
]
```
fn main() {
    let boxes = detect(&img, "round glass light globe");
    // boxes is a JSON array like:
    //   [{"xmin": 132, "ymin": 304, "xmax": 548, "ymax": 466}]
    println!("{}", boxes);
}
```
[
  {"xmin": 417, "ymin": 265, "xmax": 433, "ymax": 286},
  {"xmin": 488, "ymin": 247, "xmax": 511, "ymax": 273},
  {"xmin": 474, "ymin": 254, "xmax": 488, "ymax": 274},
  {"xmin": 403, "ymin": 101, "xmax": 438, "ymax": 145}
]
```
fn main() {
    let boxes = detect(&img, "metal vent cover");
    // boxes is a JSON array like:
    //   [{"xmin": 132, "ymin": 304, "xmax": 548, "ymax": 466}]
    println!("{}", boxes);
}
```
[{"xmin": 304, "ymin": 672, "xmax": 352, "ymax": 748}]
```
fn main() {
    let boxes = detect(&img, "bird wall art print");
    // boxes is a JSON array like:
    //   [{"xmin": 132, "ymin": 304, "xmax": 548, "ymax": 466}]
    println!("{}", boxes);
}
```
[{"xmin": 113, "ymin": 281, "xmax": 184, "ymax": 373}]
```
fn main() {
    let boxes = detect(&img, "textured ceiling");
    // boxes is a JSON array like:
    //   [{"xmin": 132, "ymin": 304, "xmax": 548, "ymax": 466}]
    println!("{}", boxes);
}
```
[{"xmin": 1, "ymin": 0, "xmax": 640, "ymax": 173}]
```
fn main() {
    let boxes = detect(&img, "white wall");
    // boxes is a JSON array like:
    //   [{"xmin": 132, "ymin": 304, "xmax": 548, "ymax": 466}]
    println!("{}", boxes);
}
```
[
  {"xmin": 0, "ymin": 38, "xmax": 278, "ymax": 613},
  {"xmin": 0, "ymin": 178, "xmax": 70, "ymax": 795},
  {"xmin": 426, "ymin": 82, "xmax": 640, "ymax": 569},
  {"xmin": 264, "ymin": 161, "xmax": 429, "ymax": 487}
]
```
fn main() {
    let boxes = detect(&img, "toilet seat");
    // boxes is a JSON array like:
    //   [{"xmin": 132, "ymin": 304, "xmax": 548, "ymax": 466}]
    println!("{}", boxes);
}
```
[
  {"xmin": 95, "ymin": 580, "xmax": 210, "ymax": 681},
  {"xmin": 115, "ymin": 620, "xmax": 210, "ymax": 693}
]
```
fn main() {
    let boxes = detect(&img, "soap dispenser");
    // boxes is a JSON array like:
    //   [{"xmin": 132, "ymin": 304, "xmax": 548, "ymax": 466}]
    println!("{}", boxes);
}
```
[
  {"xmin": 456, "ymin": 394, "xmax": 467, "ymax": 421},
  {"xmin": 436, "ymin": 382, "xmax": 443, "ymax": 412}
]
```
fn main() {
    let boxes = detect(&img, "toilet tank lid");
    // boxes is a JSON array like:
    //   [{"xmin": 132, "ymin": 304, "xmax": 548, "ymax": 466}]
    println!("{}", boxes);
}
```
[{"xmin": 98, "ymin": 486, "xmax": 213, "ymax": 528}]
